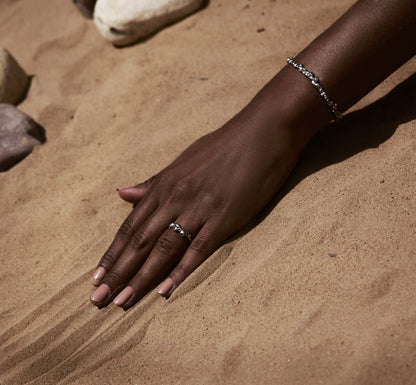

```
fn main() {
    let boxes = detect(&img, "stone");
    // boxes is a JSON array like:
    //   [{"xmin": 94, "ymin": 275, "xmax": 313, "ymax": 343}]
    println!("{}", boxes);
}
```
[
  {"xmin": 0, "ymin": 104, "xmax": 45, "ymax": 172},
  {"xmin": 94, "ymin": 0, "xmax": 204, "ymax": 46},
  {"xmin": 72, "ymin": 0, "xmax": 97, "ymax": 19},
  {"xmin": 0, "ymin": 46, "xmax": 30, "ymax": 105}
]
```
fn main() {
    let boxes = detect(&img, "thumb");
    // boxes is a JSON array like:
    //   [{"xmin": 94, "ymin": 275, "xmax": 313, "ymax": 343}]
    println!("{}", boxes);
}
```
[{"xmin": 117, "ymin": 184, "xmax": 149, "ymax": 203}]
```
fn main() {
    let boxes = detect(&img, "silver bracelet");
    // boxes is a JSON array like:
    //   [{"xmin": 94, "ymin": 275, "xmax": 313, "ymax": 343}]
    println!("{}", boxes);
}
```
[{"xmin": 286, "ymin": 57, "xmax": 343, "ymax": 121}]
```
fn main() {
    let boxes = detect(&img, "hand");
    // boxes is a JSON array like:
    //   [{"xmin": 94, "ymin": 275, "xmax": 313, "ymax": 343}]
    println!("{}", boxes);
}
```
[
  {"xmin": 90, "ymin": 0, "xmax": 416, "ymax": 309},
  {"xmin": 89, "ymin": 94, "xmax": 306, "ymax": 309}
]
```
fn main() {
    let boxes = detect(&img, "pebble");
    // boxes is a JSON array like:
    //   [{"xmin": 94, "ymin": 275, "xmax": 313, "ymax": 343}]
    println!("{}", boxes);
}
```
[
  {"xmin": 94, "ymin": 0, "xmax": 204, "ymax": 46},
  {"xmin": 0, "ymin": 104, "xmax": 45, "ymax": 171},
  {"xmin": 72, "ymin": 0, "xmax": 97, "ymax": 19},
  {"xmin": 0, "ymin": 46, "xmax": 30, "ymax": 105}
]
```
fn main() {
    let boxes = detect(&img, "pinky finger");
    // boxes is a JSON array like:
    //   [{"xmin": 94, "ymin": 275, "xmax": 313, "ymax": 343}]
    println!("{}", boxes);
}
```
[{"xmin": 158, "ymin": 220, "xmax": 229, "ymax": 298}]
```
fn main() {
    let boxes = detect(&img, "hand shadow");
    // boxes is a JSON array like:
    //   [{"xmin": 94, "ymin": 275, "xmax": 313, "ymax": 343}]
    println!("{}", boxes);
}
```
[
  {"xmin": 252, "ymin": 71, "xmax": 416, "ymax": 230},
  {"xmin": 170, "ymin": 72, "xmax": 416, "ymax": 301}
]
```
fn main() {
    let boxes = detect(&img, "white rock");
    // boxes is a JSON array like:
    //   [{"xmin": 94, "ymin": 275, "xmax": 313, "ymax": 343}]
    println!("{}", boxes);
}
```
[
  {"xmin": 0, "ymin": 46, "xmax": 30, "ymax": 105},
  {"xmin": 94, "ymin": 0, "xmax": 204, "ymax": 46}
]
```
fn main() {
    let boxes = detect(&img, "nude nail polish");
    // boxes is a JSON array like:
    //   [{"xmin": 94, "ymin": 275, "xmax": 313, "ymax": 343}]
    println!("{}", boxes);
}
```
[
  {"xmin": 116, "ymin": 185, "xmax": 136, "ymax": 191},
  {"xmin": 114, "ymin": 286, "xmax": 133, "ymax": 306},
  {"xmin": 158, "ymin": 278, "xmax": 175, "ymax": 297},
  {"xmin": 90, "ymin": 284, "xmax": 110, "ymax": 304},
  {"xmin": 91, "ymin": 267, "xmax": 105, "ymax": 285}
]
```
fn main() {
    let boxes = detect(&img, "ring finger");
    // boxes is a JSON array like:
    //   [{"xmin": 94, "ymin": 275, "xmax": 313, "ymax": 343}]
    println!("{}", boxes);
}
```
[
  {"xmin": 90, "ymin": 209, "xmax": 173, "ymax": 307},
  {"xmin": 113, "ymin": 216, "xmax": 204, "ymax": 308}
]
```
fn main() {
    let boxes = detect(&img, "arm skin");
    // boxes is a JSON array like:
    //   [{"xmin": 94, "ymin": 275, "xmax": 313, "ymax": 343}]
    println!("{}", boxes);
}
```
[
  {"xmin": 90, "ymin": 0, "xmax": 416, "ymax": 309},
  {"xmin": 256, "ymin": 0, "xmax": 416, "ymax": 142}
]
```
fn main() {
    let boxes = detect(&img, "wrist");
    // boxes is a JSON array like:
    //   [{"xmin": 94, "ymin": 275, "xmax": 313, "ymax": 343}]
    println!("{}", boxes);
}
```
[{"xmin": 248, "ymin": 64, "xmax": 336, "ymax": 148}]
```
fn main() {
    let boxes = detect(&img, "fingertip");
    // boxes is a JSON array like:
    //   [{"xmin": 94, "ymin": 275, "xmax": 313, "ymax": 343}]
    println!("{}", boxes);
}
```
[
  {"xmin": 121, "ymin": 294, "xmax": 138, "ymax": 310},
  {"xmin": 90, "ymin": 284, "xmax": 110, "ymax": 306},
  {"xmin": 113, "ymin": 286, "xmax": 133, "ymax": 306},
  {"xmin": 91, "ymin": 266, "xmax": 106, "ymax": 286},
  {"xmin": 117, "ymin": 185, "xmax": 147, "ymax": 203},
  {"xmin": 117, "ymin": 185, "xmax": 137, "ymax": 191},
  {"xmin": 158, "ymin": 278, "xmax": 175, "ymax": 298}
]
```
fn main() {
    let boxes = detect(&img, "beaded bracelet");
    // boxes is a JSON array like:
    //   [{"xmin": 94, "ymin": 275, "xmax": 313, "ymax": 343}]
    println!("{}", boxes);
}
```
[{"xmin": 286, "ymin": 57, "xmax": 343, "ymax": 121}]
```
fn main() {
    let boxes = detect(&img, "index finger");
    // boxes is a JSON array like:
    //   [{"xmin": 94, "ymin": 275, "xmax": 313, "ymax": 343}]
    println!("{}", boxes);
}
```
[{"xmin": 91, "ymin": 199, "xmax": 157, "ymax": 285}]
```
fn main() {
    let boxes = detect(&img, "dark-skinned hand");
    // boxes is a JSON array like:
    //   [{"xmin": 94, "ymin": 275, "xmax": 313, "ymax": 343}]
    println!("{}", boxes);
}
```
[{"xmin": 90, "ymin": 97, "xmax": 304, "ymax": 309}]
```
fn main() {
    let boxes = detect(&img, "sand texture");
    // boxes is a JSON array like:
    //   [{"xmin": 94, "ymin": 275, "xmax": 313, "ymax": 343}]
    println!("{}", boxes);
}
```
[{"xmin": 0, "ymin": 0, "xmax": 415, "ymax": 384}]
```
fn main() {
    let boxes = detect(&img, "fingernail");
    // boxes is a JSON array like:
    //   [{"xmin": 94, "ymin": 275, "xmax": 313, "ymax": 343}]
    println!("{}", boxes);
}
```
[
  {"xmin": 91, "ymin": 267, "xmax": 106, "ymax": 285},
  {"xmin": 158, "ymin": 278, "xmax": 175, "ymax": 297},
  {"xmin": 90, "ymin": 284, "xmax": 110, "ymax": 304},
  {"xmin": 113, "ymin": 286, "xmax": 133, "ymax": 306},
  {"xmin": 117, "ymin": 185, "xmax": 136, "ymax": 191}
]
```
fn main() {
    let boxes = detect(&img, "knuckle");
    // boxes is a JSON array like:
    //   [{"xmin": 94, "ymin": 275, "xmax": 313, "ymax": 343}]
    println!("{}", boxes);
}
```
[
  {"xmin": 174, "ymin": 179, "xmax": 190, "ymax": 194},
  {"xmin": 129, "ymin": 231, "xmax": 150, "ymax": 250},
  {"xmin": 172, "ymin": 180, "xmax": 197, "ymax": 203},
  {"xmin": 104, "ymin": 270, "xmax": 124, "ymax": 287},
  {"xmin": 118, "ymin": 217, "xmax": 134, "ymax": 236},
  {"xmin": 171, "ymin": 264, "xmax": 187, "ymax": 283},
  {"xmin": 189, "ymin": 236, "xmax": 210, "ymax": 253},
  {"xmin": 174, "ymin": 263, "xmax": 187, "ymax": 277},
  {"xmin": 165, "ymin": 180, "xmax": 196, "ymax": 208},
  {"xmin": 154, "ymin": 235, "xmax": 176, "ymax": 256},
  {"xmin": 100, "ymin": 252, "xmax": 117, "ymax": 268},
  {"xmin": 131, "ymin": 271, "xmax": 146, "ymax": 288}
]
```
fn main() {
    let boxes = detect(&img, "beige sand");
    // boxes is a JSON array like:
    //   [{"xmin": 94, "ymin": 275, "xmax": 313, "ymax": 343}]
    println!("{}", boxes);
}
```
[{"xmin": 0, "ymin": 0, "xmax": 415, "ymax": 384}]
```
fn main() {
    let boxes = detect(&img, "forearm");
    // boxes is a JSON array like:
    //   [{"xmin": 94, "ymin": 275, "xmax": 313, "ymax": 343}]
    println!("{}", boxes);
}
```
[
  {"xmin": 246, "ymin": 0, "xmax": 416, "ymax": 147},
  {"xmin": 297, "ymin": 0, "xmax": 416, "ymax": 110}
]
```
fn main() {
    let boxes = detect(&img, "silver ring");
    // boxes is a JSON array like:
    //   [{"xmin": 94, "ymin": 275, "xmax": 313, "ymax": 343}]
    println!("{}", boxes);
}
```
[{"xmin": 168, "ymin": 222, "xmax": 192, "ymax": 242}]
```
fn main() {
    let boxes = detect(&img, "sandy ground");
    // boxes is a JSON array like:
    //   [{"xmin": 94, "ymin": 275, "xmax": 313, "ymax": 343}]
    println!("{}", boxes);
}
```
[{"xmin": 0, "ymin": 0, "xmax": 415, "ymax": 384}]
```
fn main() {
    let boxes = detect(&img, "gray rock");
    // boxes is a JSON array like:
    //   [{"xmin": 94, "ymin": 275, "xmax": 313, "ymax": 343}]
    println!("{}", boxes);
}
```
[
  {"xmin": 0, "ymin": 46, "xmax": 30, "ymax": 105},
  {"xmin": 72, "ymin": 0, "xmax": 97, "ymax": 19},
  {"xmin": 0, "ymin": 104, "xmax": 45, "ymax": 172},
  {"xmin": 94, "ymin": 0, "xmax": 204, "ymax": 46}
]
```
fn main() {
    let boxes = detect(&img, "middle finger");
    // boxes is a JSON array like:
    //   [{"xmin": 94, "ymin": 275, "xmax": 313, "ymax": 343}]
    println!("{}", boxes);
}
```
[
  {"xmin": 114, "ymin": 218, "xmax": 203, "ymax": 308},
  {"xmin": 90, "ymin": 210, "xmax": 173, "ymax": 307}
]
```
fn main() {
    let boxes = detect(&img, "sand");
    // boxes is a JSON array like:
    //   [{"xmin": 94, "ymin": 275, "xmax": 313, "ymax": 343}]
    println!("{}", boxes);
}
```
[{"xmin": 0, "ymin": 0, "xmax": 415, "ymax": 384}]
